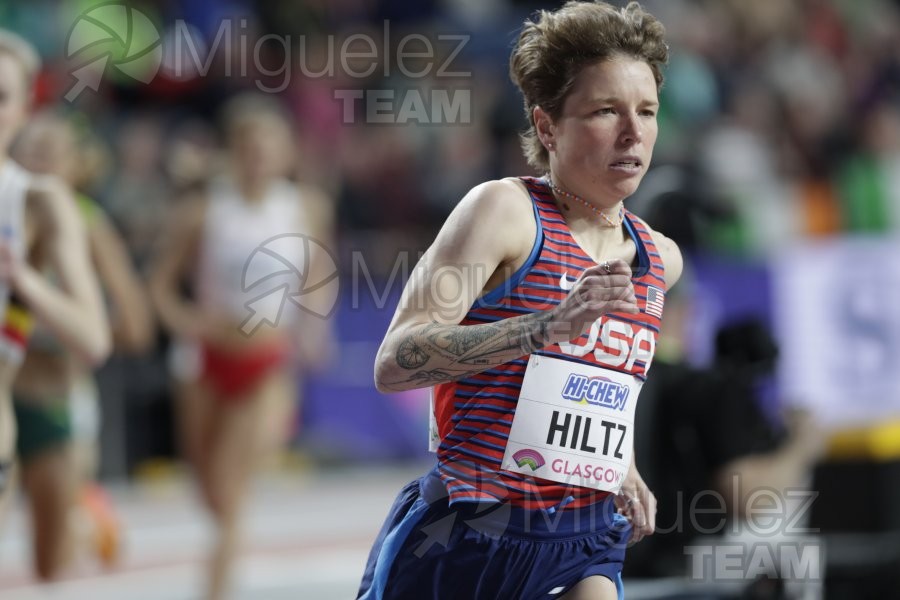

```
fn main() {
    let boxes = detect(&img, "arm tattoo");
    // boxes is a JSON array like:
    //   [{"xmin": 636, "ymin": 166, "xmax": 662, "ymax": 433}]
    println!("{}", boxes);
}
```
[
  {"xmin": 521, "ymin": 311, "xmax": 552, "ymax": 354},
  {"xmin": 432, "ymin": 325, "xmax": 499, "ymax": 356},
  {"xmin": 387, "ymin": 310, "xmax": 556, "ymax": 388},
  {"xmin": 379, "ymin": 367, "xmax": 493, "ymax": 392},
  {"xmin": 396, "ymin": 338, "xmax": 431, "ymax": 369}
]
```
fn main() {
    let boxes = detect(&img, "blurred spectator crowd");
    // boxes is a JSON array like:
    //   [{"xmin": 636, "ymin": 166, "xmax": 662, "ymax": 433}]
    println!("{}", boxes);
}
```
[{"xmin": 1, "ymin": 0, "xmax": 898, "ymax": 274}]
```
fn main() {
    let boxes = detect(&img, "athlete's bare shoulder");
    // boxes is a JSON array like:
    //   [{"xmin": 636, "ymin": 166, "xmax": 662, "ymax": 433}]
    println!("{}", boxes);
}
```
[
  {"xmin": 458, "ymin": 177, "xmax": 534, "ymax": 235},
  {"xmin": 295, "ymin": 181, "xmax": 334, "ymax": 232},
  {"xmin": 443, "ymin": 177, "xmax": 536, "ymax": 266},
  {"xmin": 295, "ymin": 181, "xmax": 329, "ymax": 204},
  {"xmin": 25, "ymin": 174, "xmax": 80, "ymax": 242},
  {"xmin": 474, "ymin": 176, "xmax": 533, "ymax": 213},
  {"xmin": 26, "ymin": 173, "xmax": 69, "ymax": 211},
  {"xmin": 629, "ymin": 213, "xmax": 683, "ymax": 288}
]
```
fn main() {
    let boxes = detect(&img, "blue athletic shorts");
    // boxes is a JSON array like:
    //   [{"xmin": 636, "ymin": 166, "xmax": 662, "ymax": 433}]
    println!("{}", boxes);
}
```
[{"xmin": 358, "ymin": 467, "xmax": 631, "ymax": 600}]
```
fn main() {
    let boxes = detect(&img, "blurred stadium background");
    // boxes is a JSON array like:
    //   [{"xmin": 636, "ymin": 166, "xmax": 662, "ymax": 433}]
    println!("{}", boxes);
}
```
[{"xmin": 1, "ymin": 0, "xmax": 900, "ymax": 598}]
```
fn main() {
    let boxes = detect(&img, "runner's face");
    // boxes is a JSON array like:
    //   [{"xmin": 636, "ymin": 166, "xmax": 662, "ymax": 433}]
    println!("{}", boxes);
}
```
[
  {"xmin": 15, "ymin": 122, "xmax": 76, "ymax": 179},
  {"xmin": 548, "ymin": 56, "xmax": 658, "ymax": 206},
  {"xmin": 0, "ymin": 53, "xmax": 29, "ymax": 155},
  {"xmin": 230, "ymin": 117, "xmax": 293, "ymax": 182}
]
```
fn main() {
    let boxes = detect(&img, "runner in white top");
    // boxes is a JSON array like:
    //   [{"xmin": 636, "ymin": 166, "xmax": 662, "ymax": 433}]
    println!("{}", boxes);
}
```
[
  {"xmin": 196, "ymin": 175, "xmax": 305, "ymax": 321},
  {"xmin": 149, "ymin": 93, "xmax": 335, "ymax": 600}
]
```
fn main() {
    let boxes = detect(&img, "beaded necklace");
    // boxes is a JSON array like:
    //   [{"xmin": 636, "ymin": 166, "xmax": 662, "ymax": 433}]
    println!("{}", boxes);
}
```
[{"xmin": 546, "ymin": 176, "xmax": 624, "ymax": 228}]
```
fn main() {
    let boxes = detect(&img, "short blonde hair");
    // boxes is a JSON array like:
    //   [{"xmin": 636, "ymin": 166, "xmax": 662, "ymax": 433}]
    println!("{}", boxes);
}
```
[{"xmin": 0, "ymin": 29, "xmax": 41, "ymax": 87}]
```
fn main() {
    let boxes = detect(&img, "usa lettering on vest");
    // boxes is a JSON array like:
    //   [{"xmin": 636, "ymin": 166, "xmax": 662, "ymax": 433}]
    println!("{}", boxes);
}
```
[{"xmin": 558, "ymin": 318, "xmax": 654, "ymax": 371}]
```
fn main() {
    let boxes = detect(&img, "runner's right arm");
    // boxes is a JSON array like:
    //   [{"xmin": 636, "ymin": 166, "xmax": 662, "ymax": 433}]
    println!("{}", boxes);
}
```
[
  {"xmin": 147, "ymin": 196, "xmax": 207, "ymax": 340},
  {"xmin": 89, "ymin": 209, "xmax": 155, "ymax": 353},
  {"xmin": 374, "ymin": 179, "xmax": 637, "ymax": 393}
]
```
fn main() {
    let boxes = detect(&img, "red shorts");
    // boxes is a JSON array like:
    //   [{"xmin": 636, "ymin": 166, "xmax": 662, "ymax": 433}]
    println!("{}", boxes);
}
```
[{"xmin": 200, "ymin": 341, "xmax": 291, "ymax": 400}]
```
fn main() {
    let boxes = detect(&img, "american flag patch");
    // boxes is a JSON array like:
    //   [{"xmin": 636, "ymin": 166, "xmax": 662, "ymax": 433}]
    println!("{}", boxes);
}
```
[{"xmin": 645, "ymin": 285, "xmax": 664, "ymax": 318}]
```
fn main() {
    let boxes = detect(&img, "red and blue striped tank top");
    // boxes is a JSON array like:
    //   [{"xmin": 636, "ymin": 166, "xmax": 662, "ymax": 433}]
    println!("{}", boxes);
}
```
[{"xmin": 432, "ymin": 176, "xmax": 667, "ymax": 509}]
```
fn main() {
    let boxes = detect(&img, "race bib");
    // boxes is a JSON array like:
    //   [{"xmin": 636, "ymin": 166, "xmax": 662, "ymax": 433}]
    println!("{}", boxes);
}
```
[{"xmin": 501, "ymin": 354, "xmax": 641, "ymax": 493}]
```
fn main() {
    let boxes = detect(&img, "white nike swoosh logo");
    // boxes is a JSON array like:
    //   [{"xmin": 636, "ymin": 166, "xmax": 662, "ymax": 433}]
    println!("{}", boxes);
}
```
[{"xmin": 559, "ymin": 272, "xmax": 577, "ymax": 291}]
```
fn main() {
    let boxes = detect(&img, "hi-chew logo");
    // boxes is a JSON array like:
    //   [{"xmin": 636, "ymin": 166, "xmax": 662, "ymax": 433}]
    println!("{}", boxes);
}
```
[
  {"xmin": 512, "ymin": 449, "xmax": 545, "ymax": 471},
  {"xmin": 562, "ymin": 374, "xmax": 629, "ymax": 410}
]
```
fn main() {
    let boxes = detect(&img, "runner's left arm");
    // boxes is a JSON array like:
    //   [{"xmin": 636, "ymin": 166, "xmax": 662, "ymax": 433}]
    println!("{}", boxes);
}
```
[
  {"xmin": 7, "ymin": 177, "xmax": 110, "ymax": 365},
  {"xmin": 616, "ymin": 453, "xmax": 656, "ymax": 544},
  {"xmin": 619, "ymin": 223, "xmax": 680, "ymax": 543},
  {"xmin": 293, "ymin": 184, "xmax": 337, "ymax": 371}
]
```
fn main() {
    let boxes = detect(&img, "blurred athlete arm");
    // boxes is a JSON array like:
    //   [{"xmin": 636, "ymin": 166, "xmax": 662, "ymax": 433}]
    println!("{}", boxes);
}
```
[
  {"xmin": 374, "ymin": 179, "xmax": 638, "ymax": 393},
  {"xmin": 147, "ymin": 195, "xmax": 207, "ymax": 340},
  {"xmin": 6, "ymin": 177, "xmax": 111, "ymax": 366},
  {"xmin": 293, "ymin": 183, "xmax": 337, "ymax": 371},
  {"xmin": 88, "ymin": 210, "xmax": 155, "ymax": 353}
]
